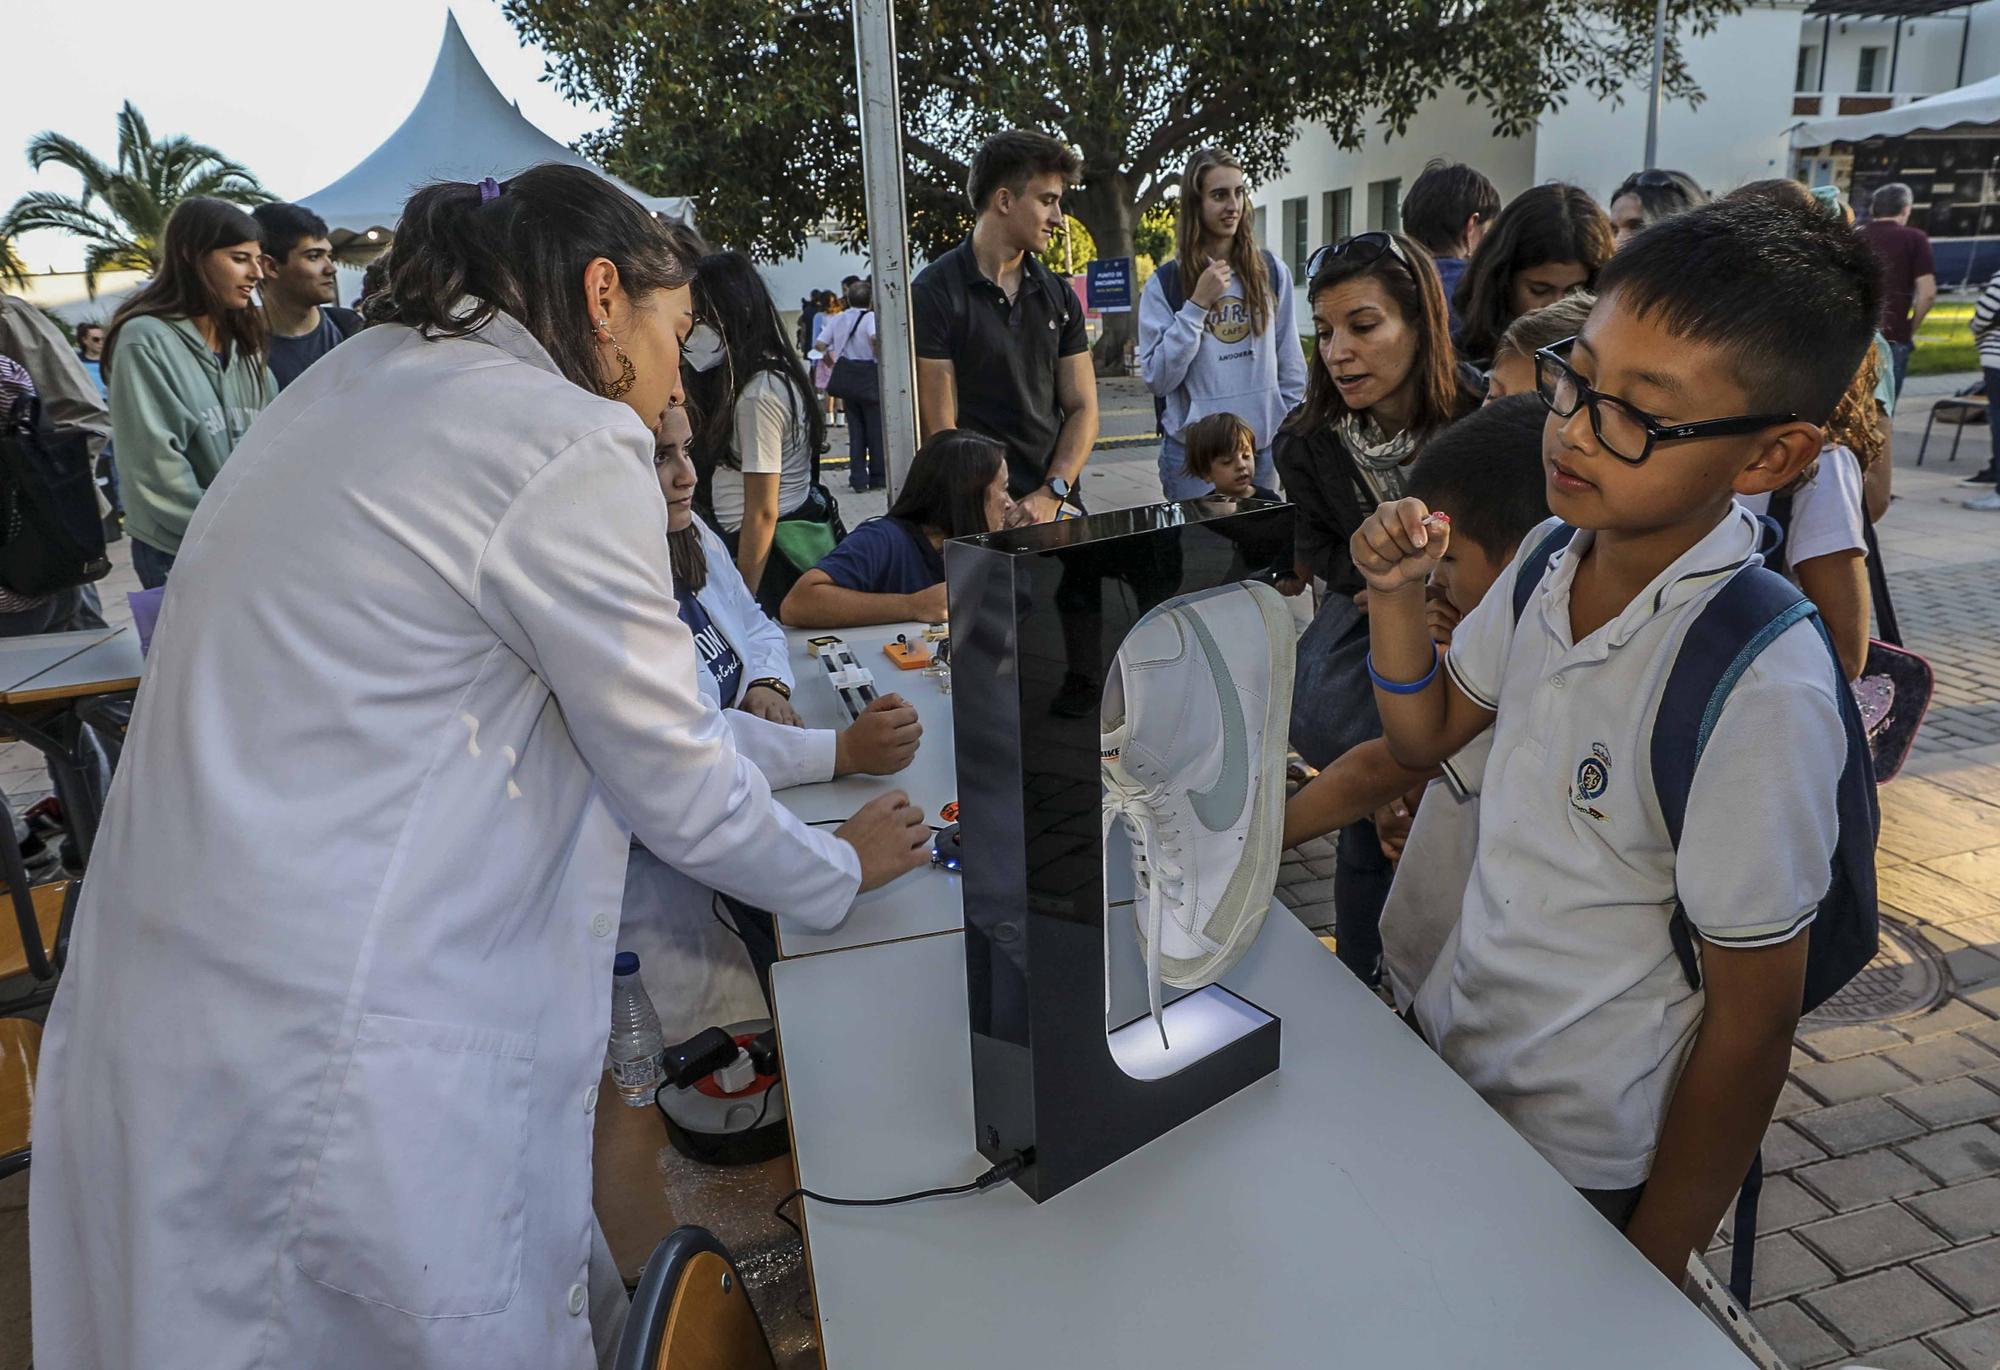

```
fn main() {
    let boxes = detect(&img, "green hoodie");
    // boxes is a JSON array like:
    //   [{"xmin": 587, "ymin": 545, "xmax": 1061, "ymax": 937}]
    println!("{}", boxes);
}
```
[{"xmin": 107, "ymin": 315, "xmax": 275, "ymax": 555}]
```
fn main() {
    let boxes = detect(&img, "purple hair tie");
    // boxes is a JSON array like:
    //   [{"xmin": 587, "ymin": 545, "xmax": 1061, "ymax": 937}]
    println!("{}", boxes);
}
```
[{"xmin": 478, "ymin": 176, "xmax": 501, "ymax": 204}]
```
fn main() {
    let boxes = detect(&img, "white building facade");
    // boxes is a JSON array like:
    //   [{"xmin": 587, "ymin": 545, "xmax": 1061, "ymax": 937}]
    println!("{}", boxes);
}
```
[{"xmin": 1253, "ymin": 0, "xmax": 2000, "ymax": 304}]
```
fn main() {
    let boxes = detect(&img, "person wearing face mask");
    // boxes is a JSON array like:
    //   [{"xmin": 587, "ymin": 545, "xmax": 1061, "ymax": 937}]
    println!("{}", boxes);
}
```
[
  {"xmin": 102, "ymin": 196, "xmax": 277, "ymax": 588},
  {"xmin": 620, "ymin": 404, "xmax": 923, "ymax": 1036},
  {"xmin": 682, "ymin": 250, "xmax": 838, "ymax": 615},
  {"xmin": 1276, "ymin": 231, "xmax": 1480, "ymax": 991},
  {"xmin": 30, "ymin": 165, "xmax": 933, "ymax": 1370}
]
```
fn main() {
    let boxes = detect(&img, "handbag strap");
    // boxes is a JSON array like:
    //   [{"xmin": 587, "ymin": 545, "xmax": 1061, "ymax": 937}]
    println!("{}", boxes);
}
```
[{"xmin": 1863, "ymin": 517, "xmax": 1901, "ymax": 647}]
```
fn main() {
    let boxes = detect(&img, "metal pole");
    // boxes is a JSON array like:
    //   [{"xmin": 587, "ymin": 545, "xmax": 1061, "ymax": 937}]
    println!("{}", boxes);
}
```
[
  {"xmin": 1819, "ymin": 14, "xmax": 1832, "ymax": 96},
  {"xmin": 1889, "ymin": 18, "xmax": 1902, "ymax": 96},
  {"xmin": 851, "ymin": 0, "xmax": 919, "ymax": 498},
  {"xmin": 1643, "ymin": 0, "xmax": 1670, "ymax": 170}
]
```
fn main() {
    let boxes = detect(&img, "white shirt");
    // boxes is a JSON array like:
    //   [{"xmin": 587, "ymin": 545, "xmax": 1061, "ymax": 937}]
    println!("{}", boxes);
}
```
[
  {"xmin": 1420, "ymin": 507, "xmax": 1844, "ymax": 1189},
  {"xmin": 823, "ymin": 307, "xmax": 877, "ymax": 363},
  {"xmin": 30, "ymin": 310, "xmax": 861, "ymax": 1368},
  {"xmin": 708, "ymin": 369, "xmax": 815, "ymax": 532},
  {"xmin": 1737, "ymin": 444, "xmax": 1867, "ymax": 569},
  {"xmin": 1380, "ymin": 731, "xmax": 1490, "ymax": 1014}
]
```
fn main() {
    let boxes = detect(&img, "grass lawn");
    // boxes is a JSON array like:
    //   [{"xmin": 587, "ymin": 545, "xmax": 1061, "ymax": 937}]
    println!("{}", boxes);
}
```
[{"xmin": 1913, "ymin": 300, "xmax": 1979, "ymax": 376}]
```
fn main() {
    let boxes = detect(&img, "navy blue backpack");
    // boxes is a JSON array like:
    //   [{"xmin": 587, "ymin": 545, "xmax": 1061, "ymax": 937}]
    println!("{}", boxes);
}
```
[{"xmin": 1511, "ymin": 523, "xmax": 1881, "ymax": 1303}]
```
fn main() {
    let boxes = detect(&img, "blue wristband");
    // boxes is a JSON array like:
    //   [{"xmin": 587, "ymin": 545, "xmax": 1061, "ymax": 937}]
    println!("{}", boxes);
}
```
[{"xmin": 1366, "ymin": 648, "xmax": 1440, "ymax": 695}]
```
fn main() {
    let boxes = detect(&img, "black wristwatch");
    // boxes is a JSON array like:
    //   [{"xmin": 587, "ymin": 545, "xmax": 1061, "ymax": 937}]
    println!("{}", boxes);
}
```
[
  {"xmin": 745, "ymin": 677, "xmax": 792, "ymax": 700},
  {"xmin": 1045, "ymin": 476, "xmax": 1073, "ymax": 502}
]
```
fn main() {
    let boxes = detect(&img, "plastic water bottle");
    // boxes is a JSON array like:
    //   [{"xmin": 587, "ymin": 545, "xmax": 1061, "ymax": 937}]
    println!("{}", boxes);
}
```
[{"xmin": 608, "ymin": 951, "xmax": 666, "ymax": 1106}]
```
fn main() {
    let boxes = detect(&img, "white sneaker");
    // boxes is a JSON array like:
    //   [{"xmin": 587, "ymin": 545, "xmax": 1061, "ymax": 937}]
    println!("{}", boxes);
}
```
[
  {"xmin": 1965, "ymin": 492, "xmax": 2000, "ymax": 511},
  {"xmin": 1102, "ymin": 581, "xmax": 1295, "ymax": 1046}
]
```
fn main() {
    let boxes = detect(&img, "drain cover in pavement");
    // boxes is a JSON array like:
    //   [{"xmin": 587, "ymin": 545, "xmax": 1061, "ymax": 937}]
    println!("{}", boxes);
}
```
[{"xmin": 1801, "ymin": 921, "xmax": 1947, "ymax": 1024}]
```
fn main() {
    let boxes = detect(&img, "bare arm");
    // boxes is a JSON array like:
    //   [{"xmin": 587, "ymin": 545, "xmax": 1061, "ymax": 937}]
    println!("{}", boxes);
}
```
[
  {"xmin": 1283, "ymin": 737, "xmax": 1437, "ymax": 851},
  {"xmin": 1794, "ymin": 550, "xmax": 1869, "ymax": 680},
  {"xmin": 1622, "ymin": 937, "xmax": 1806, "ymax": 1282},
  {"xmin": 916, "ymin": 358, "xmax": 957, "ymax": 440},
  {"xmin": 1353, "ymin": 501, "xmax": 1497, "ymax": 769},
  {"xmin": 779, "ymin": 569, "xmax": 948, "ymax": 629},
  {"xmin": 735, "ymin": 472, "xmax": 781, "ymax": 594},
  {"xmin": 1863, "ymin": 429, "xmax": 1893, "ymax": 524},
  {"xmin": 1912, "ymin": 273, "xmax": 1938, "ymax": 332},
  {"xmin": 1049, "ymin": 351, "xmax": 1099, "ymax": 487}
]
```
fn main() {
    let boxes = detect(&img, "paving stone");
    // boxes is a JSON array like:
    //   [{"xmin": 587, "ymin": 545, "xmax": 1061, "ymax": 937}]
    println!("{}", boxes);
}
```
[
  {"xmin": 1878, "ymin": 863, "xmax": 1997, "ymax": 926},
  {"xmin": 1293, "ymin": 835, "xmax": 1338, "ymax": 863},
  {"xmin": 1749, "ymin": 1299, "xmax": 1843, "ymax": 1368},
  {"xmin": 1846, "ymin": 1337, "xmax": 1953, "ymax": 1370},
  {"xmin": 1901, "ymin": 1123, "xmax": 2000, "ymax": 1184},
  {"xmin": 1798, "ymin": 1053, "xmax": 1922, "ymax": 1106},
  {"xmin": 1801, "ymin": 1266, "xmax": 1964, "ymax": 1351},
  {"xmin": 1794, "ymin": 1098, "xmax": 1931, "ymax": 1155},
  {"xmin": 1795, "ymin": 1149, "xmax": 1936, "ymax": 1212},
  {"xmin": 1796, "ymin": 1202, "xmax": 1949, "ymax": 1276},
  {"xmin": 1969, "ymin": 1019, "xmax": 2000, "ymax": 1056},
  {"xmin": 1901, "ymin": 998, "xmax": 2000, "ymax": 1042},
  {"xmin": 1918, "ymin": 1236, "xmax": 2000, "ymax": 1316},
  {"xmin": 1280, "ymin": 877, "xmax": 1339, "ymax": 906},
  {"xmin": 1909, "ymin": 1176, "xmax": 2000, "ymax": 1243},
  {"xmin": 1740, "ymin": 1231, "xmax": 1841, "ymax": 1305},
  {"xmin": 1881, "ymin": 1035, "xmax": 2000, "ymax": 1083},
  {"xmin": 1893, "ymin": 1076, "xmax": 2000, "ymax": 1128},
  {"xmin": 1776, "ymin": 1080, "xmax": 1823, "ymax": 1120},
  {"xmin": 1766, "ymin": 1120, "xmax": 1831, "ymax": 1173},
  {"xmin": 1929, "ymin": 1309, "xmax": 2000, "ymax": 1370},
  {"xmin": 1951, "ymin": 946, "xmax": 2000, "ymax": 988},
  {"xmin": 1722, "ymin": 1175, "xmax": 1834, "ymax": 1240},
  {"xmin": 1800, "ymin": 1021, "xmax": 1920, "ymax": 1061}
]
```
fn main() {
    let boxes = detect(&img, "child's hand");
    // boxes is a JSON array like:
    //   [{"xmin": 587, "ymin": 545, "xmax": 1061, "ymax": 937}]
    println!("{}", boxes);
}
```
[
  {"xmin": 1351, "ymin": 499, "xmax": 1449, "ymax": 595},
  {"xmin": 1426, "ymin": 590, "xmax": 1462, "ymax": 646}
]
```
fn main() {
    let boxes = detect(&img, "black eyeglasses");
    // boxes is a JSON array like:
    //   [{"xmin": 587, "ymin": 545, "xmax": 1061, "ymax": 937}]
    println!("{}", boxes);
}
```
[
  {"xmin": 1305, "ymin": 231, "xmax": 1409, "ymax": 283},
  {"xmin": 1533, "ymin": 338, "xmax": 1799, "ymax": 465}
]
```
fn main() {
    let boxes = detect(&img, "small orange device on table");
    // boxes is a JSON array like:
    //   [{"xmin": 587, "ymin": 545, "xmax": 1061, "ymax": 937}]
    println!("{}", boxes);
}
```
[{"xmin": 883, "ymin": 634, "xmax": 933, "ymax": 670}]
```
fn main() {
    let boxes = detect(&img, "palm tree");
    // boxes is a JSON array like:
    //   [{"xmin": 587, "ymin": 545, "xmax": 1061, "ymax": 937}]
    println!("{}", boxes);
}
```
[
  {"xmin": 0, "ymin": 232, "xmax": 26, "ymax": 291},
  {"xmin": 0, "ymin": 102, "xmax": 271, "ymax": 294}
]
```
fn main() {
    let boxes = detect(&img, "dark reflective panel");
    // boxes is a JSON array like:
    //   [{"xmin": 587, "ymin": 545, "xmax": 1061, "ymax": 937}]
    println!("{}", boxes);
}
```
[{"xmin": 945, "ymin": 499, "xmax": 1288, "ymax": 1201}]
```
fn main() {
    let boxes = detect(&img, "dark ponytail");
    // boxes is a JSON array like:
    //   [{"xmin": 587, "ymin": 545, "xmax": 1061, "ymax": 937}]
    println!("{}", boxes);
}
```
[{"xmin": 367, "ymin": 163, "xmax": 695, "ymax": 395}]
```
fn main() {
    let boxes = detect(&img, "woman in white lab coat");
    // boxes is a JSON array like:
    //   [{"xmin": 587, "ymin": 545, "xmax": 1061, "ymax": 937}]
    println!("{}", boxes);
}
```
[
  {"xmin": 30, "ymin": 164, "xmax": 931, "ymax": 1370},
  {"xmin": 622, "ymin": 407, "xmax": 921, "ymax": 1041}
]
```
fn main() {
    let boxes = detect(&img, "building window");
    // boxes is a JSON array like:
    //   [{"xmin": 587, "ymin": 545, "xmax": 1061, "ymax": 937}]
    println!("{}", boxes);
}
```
[
  {"xmin": 1368, "ymin": 178, "xmax": 1402, "ymax": 234},
  {"xmin": 1858, "ymin": 45, "xmax": 1887, "ymax": 93},
  {"xmin": 1323, "ymin": 188, "xmax": 1353, "ymax": 246},
  {"xmin": 1252, "ymin": 204, "xmax": 1267, "ymax": 248},
  {"xmin": 1797, "ymin": 44, "xmax": 1819, "ymax": 92},
  {"xmin": 1284, "ymin": 197, "xmax": 1309, "ymax": 282}
]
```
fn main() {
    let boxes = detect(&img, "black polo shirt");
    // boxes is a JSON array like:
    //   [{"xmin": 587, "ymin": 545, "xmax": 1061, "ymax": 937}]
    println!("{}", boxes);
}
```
[{"xmin": 912, "ymin": 237, "xmax": 1090, "ymax": 496}]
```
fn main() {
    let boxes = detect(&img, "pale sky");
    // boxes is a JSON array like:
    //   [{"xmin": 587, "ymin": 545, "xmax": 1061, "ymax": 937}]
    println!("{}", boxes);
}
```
[{"xmin": 1, "ymin": 0, "xmax": 605, "ymax": 274}]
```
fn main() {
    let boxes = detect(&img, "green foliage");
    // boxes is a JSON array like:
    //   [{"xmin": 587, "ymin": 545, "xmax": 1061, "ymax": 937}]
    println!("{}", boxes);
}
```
[
  {"xmin": 0, "ymin": 232, "xmax": 25, "ymax": 289},
  {"xmin": 0, "ymin": 101, "xmax": 271, "ymax": 294},
  {"xmin": 1134, "ymin": 204, "xmax": 1175, "ymax": 265},
  {"xmin": 506, "ymin": 0, "xmax": 1741, "ymax": 270}
]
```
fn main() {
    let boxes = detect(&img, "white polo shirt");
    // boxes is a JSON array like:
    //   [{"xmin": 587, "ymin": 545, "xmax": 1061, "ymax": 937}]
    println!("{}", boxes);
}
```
[
  {"xmin": 1380, "ymin": 731, "xmax": 1490, "ymax": 1013},
  {"xmin": 1419, "ymin": 506, "xmax": 1845, "ymax": 1190}
]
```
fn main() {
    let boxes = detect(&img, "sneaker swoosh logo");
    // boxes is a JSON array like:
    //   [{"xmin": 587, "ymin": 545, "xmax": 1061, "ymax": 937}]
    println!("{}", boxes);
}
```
[{"xmin": 1183, "ymin": 609, "xmax": 1250, "ymax": 832}]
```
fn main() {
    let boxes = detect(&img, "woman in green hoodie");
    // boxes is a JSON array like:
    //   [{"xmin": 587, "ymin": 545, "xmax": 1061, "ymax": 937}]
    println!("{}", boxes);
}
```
[{"xmin": 105, "ymin": 197, "xmax": 276, "ymax": 588}]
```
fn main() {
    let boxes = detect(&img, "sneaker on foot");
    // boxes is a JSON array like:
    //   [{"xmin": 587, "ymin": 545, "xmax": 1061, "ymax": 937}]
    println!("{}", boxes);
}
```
[
  {"xmin": 1965, "ymin": 492, "xmax": 2000, "ymax": 511},
  {"xmin": 1101, "ymin": 580, "xmax": 1295, "ymax": 1046}
]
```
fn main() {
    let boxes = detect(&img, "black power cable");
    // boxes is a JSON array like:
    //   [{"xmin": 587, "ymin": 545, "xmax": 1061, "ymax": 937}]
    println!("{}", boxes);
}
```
[{"xmin": 773, "ymin": 1151, "xmax": 1031, "ymax": 1238}]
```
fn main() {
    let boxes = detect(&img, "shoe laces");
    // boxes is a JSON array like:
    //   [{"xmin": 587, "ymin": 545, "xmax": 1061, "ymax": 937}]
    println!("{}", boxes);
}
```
[{"xmin": 1103, "ymin": 773, "xmax": 1186, "ymax": 1049}]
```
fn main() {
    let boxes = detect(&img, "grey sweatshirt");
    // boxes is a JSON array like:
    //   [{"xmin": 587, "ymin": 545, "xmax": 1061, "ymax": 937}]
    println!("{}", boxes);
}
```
[{"xmin": 1138, "ymin": 256, "xmax": 1308, "ymax": 451}]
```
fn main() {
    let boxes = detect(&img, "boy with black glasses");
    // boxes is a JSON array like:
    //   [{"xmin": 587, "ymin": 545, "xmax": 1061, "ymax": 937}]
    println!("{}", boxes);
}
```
[{"xmin": 1349, "ymin": 198, "xmax": 1877, "ymax": 1284}]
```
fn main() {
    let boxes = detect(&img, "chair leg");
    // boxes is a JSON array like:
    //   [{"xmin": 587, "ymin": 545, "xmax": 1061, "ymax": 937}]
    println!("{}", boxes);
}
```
[
  {"xmin": 1952, "ymin": 416, "xmax": 1967, "ymax": 464},
  {"xmin": 1919, "ymin": 410, "xmax": 1936, "ymax": 465},
  {"xmin": 1, "ymin": 813, "xmax": 51, "ymax": 985}
]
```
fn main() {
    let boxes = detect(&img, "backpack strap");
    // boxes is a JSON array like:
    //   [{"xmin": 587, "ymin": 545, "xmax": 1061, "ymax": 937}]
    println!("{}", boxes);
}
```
[
  {"xmin": 1650, "ymin": 566, "xmax": 1818, "ymax": 992},
  {"xmin": 1510, "ymin": 523, "xmax": 1576, "ymax": 625},
  {"xmin": 1157, "ymin": 259, "xmax": 1184, "ymax": 315},
  {"xmin": 327, "ymin": 306, "xmax": 364, "ymax": 342}
]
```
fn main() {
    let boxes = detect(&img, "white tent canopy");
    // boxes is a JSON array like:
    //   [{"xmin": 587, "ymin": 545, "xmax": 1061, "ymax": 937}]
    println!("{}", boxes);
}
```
[
  {"xmin": 1792, "ymin": 72, "xmax": 2000, "ymax": 146},
  {"xmin": 295, "ymin": 12, "xmax": 690, "ymax": 241}
]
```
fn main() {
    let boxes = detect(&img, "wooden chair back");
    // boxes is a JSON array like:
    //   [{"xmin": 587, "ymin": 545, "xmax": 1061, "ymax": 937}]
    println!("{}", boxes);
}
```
[
  {"xmin": 0, "ymin": 1015, "xmax": 41, "ymax": 1179},
  {"xmin": 613, "ymin": 1226, "xmax": 775, "ymax": 1370}
]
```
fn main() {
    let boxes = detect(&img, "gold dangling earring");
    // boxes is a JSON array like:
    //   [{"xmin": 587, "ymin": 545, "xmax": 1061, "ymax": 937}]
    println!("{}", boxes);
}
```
[{"xmin": 596, "ymin": 316, "xmax": 637, "ymax": 400}]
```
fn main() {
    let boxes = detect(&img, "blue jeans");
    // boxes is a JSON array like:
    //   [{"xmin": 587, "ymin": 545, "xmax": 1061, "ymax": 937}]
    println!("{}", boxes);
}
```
[
  {"xmin": 1157, "ymin": 437, "xmax": 1279, "ymax": 501},
  {"xmin": 1890, "ymin": 340, "xmax": 1915, "ymax": 400},
  {"xmin": 130, "ymin": 538, "xmax": 175, "ymax": 590}
]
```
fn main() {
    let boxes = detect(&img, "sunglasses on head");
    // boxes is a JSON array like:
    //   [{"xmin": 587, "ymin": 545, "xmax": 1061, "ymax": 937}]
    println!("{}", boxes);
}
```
[{"xmin": 1306, "ymin": 231, "xmax": 1410, "ymax": 283}]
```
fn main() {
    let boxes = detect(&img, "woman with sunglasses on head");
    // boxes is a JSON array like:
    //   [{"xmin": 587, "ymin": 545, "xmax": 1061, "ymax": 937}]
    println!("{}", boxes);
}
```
[
  {"xmin": 683, "ymin": 250, "xmax": 832, "ymax": 615},
  {"xmin": 1276, "ymin": 230, "xmax": 1481, "ymax": 989},
  {"xmin": 1606, "ymin": 169, "xmax": 1708, "ymax": 250},
  {"xmin": 1139, "ymin": 147, "xmax": 1307, "ymax": 499},
  {"xmin": 1453, "ymin": 183, "xmax": 1615, "ymax": 369}
]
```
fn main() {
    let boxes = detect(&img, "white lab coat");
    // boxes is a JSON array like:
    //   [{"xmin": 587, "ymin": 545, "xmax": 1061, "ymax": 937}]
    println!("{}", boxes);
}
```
[
  {"xmin": 30, "ymin": 310, "xmax": 861, "ymax": 1370},
  {"xmin": 621, "ymin": 519, "xmax": 839, "ymax": 1042}
]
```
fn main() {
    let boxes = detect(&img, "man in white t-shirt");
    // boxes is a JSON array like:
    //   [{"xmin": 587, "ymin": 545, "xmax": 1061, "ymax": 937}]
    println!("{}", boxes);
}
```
[{"xmin": 1353, "ymin": 198, "xmax": 1869, "ymax": 1283}]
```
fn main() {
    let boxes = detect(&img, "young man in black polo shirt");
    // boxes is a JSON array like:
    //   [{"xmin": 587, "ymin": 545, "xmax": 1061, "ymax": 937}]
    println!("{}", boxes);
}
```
[{"xmin": 913, "ymin": 129, "xmax": 1099, "ymax": 524}]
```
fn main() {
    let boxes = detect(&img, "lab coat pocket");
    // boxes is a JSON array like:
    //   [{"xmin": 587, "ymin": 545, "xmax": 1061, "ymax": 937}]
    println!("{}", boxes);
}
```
[{"xmin": 293, "ymin": 1013, "xmax": 537, "ymax": 1318}]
